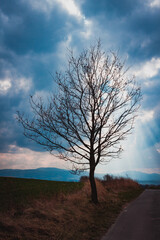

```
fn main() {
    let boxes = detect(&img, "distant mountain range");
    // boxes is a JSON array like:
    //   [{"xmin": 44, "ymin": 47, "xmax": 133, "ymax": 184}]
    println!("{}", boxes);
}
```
[
  {"xmin": 119, "ymin": 171, "xmax": 160, "ymax": 185},
  {"xmin": 0, "ymin": 168, "xmax": 81, "ymax": 182},
  {"xmin": 0, "ymin": 167, "xmax": 160, "ymax": 185}
]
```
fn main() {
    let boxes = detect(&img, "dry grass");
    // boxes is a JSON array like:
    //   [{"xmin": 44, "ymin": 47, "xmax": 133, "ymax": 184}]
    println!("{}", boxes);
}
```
[
  {"xmin": 0, "ymin": 177, "xmax": 143, "ymax": 240},
  {"xmin": 103, "ymin": 177, "xmax": 140, "ymax": 190}
]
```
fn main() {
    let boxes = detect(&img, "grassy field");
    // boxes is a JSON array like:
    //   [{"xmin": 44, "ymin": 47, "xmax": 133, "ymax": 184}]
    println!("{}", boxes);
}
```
[
  {"xmin": 0, "ymin": 176, "xmax": 143, "ymax": 240},
  {"xmin": 0, "ymin": 177, "xmax": 83, "ymax": 212}
]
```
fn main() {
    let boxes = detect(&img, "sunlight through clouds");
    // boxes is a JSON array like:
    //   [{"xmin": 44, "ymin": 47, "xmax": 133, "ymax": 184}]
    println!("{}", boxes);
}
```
[
  {"xmin": 101, "ymin": 126, "xmax": 159, "ymax": 175},
  {"xmin": 149, "ymin": 0, "xmax": 160, "ymax": 8}
]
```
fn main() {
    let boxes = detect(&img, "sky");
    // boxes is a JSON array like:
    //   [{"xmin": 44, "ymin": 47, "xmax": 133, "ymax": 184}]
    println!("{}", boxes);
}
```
[{"xmin": 0, "ymin": 0, "xmax": 160, "ymax": 174}]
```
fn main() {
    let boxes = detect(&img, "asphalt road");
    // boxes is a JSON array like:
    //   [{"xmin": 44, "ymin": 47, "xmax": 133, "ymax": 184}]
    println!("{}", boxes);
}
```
[{"xmin": 101, "ymin": 189, "xmax": 160, "ymax": 240}]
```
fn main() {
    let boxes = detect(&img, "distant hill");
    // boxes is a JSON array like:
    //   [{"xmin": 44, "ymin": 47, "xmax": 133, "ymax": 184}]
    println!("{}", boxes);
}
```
[
  {"xmin": 0, "ymin": 168, "xmax": 105, "ymax": 182},
  {"xmin": 0, "ymin": 168, "xmax": 160, "ymax": 185},
  {"xmin": 118, "ymin": 171, "xmax": 160, "ymax": 185},
  {"xmin": 0, "ymin": 168, "xmax": 81, "ymax": 182}
]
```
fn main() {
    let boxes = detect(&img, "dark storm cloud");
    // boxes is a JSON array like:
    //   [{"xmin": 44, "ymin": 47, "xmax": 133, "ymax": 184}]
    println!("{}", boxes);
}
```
[
  {"xmin": 82, "ymin": 0, "xmax": 160, "ymax": 62},
  {"xmin": 0, "ymin": 0, "xmax": 79, "ymax": 153},
  {"xmin": 0, "ymin": 0, "xmax": 68, "ymax": 55},
  {"xmin": 0, "ymin": 0, "xmax": 160, "ymax": 161},
  {"xmin": 0, "ymin": 92, "xmax": 47, "ymax": 153},
  {"xmin": 0, "ymin": 0, "xmax": 82, "ymax": 89},
  {"xmin": 142, "ymin": 80, "xmax": 160, "ymax": 109},
  {"xmin": 128, "ymin": 6, "xmax": 160, "ymax": 60},
  {"xmin": 0, "ymin": 93, "xmax": 55, "ymax": 152},
  {"xmin": 82, "ymin": 0, "xmax": 140, "ymax": 17}
]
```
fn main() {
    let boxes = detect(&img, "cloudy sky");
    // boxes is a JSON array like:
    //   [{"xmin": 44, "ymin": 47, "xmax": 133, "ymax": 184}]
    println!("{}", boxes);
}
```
[{"xmin": 0, "ymin": 0, "xmax": 160, "ymax": 174}]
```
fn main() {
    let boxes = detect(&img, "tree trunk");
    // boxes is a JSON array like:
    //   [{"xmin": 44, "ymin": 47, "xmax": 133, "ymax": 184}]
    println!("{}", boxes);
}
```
[{"xmin": 89, "ymin": 166, "xmax": 98, "ymax": 204}]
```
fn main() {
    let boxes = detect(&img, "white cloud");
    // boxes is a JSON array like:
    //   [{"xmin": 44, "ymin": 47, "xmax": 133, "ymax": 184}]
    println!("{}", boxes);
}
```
[
  {"xmin": 56, "ymin": 34, "xmax": 73, "ymax": 65},
  {"xmin": 141, "ymin": 38, "xmax": 151, "ymax": 48},
  {"xmin": 57, "ymin": 0, "xmax": 82, "ymax": 19},
  {"xmin": 0, "ymin": 77, "xmax": 32, "ymax": 95},
  {"xmin": 134, "ymin": 168, "xmax": 160, "ymax": 174},
  {"xmin": 0, "ymin": 10, "xmax": 9, "ymax": 24},
  {"xmin": 0, "ymin": 71, "xmax": 32, "ymax": 95},
  {"xmin": 32, "ymin": 90, "xmax": 51, "ymax": 101},
  {"xmin": 24, "ymin": 0, "xmax": 93, "ymax": 44},
  {"xmin": 133, "ymin": 58, "xmax": 160, "ymax": 79},
  {"xmin": 25, "ymin": 0, "xmax": 93, "ymax": 39},
  {"xmin": 80, "ymin": 19, "xmax": 93, "ymax": 39},
  {"xmin": 0, "ymin": 78, "xmax": 12, "ymax": 95},
  {"xmin": 22, "ymin": 0, "xmax": 54, "ymax": 13},
  {"xmin": 138, "ymin": 110, "xmax": 154, "ymax": 123},
  {"xmin": 155, "ymin": 143, "xmax": 160, "ymax": 153},
  {"xmin": 25, "ymin": 0, "xmax": 83, "ymax": 20},
  {"xmin": 149, "ymin": 0, "xmax": 160, "ymax": 8},
  {"xmin": 0, "ymin": 145, "xmax": 68, "ymax": 170},
  {"xmin": 0, "ymin": 127, "xmax": 11, "ymax": 137},
  {"xmin": 15, "ymin": 77, "xmax": 32, "ymax": 93}
]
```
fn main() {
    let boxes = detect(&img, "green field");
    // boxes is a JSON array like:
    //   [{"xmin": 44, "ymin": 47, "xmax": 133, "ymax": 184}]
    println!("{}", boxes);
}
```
[{"xmin": 0, "ymin": 177, "xmax": 83, "ymax": 212}]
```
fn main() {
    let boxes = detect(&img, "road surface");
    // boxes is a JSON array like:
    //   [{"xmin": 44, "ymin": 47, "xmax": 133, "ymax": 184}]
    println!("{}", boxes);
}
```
[{"xmin": 101, "ymin": 189, "xmax": 160, "ymax": 240}]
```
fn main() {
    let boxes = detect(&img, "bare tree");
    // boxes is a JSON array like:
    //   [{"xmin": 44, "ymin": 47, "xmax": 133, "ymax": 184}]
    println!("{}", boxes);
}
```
[{"xmin": 17, "ymin": 41, "xmax": 141, "ymax": 204}]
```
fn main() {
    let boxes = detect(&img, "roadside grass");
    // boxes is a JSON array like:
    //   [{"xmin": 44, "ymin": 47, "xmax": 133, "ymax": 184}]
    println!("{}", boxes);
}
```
[
  {"xmin": 144, "ymin": 184, "xmax": 160, "ymax": 189},
  {"xmin": 0, "ymin": 176, "xmax": 143, "ymax": 240}
]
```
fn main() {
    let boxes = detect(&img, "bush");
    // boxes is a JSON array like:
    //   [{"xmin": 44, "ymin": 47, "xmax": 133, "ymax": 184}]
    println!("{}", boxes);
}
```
[
  {"xmin": 103, "ymin": 174, "xmax": 114, "ymax": 182},
  {"xmin": 80, "ymin": 176, "xmax": 89, "ymax": 182}
]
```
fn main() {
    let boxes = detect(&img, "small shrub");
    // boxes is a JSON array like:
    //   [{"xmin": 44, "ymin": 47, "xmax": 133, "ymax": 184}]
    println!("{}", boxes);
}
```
[
  {"xmin": 80, "ymin": 176, "xmax": 89, "ymax": 182},
  {"xmin": 103, "ymin": 174, "xmax": 114, "ymax": 182}
]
